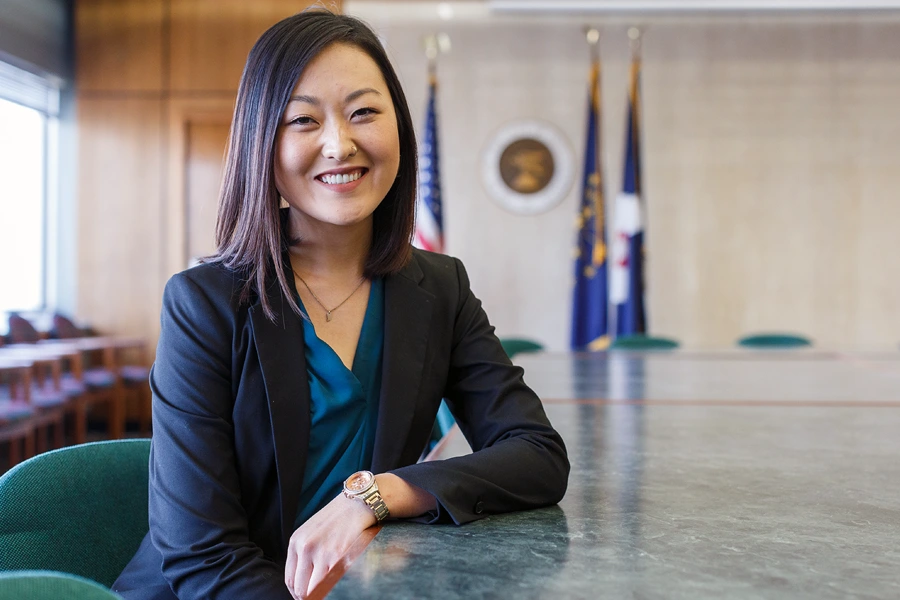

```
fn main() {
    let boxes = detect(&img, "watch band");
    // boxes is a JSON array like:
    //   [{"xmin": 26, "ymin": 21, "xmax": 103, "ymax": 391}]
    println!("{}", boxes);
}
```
[{"xmin": 361, "ymin": 487, "xmax": 390, "ymax": 523}]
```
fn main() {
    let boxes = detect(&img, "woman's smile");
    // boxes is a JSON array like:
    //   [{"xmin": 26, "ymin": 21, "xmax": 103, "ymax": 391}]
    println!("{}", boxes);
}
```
[{"xmin": 316, "ymin": 167, "xmax": 368, "ymax": 190}]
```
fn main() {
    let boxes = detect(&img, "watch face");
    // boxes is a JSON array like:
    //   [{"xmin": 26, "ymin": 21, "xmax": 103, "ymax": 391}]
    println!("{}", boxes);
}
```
[{"xmin": 345, "ymin": 471, "xmax": 374, "ymax": 493}]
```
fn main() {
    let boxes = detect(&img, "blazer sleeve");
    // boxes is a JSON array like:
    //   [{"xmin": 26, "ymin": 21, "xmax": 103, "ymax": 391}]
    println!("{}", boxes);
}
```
[
  {"xmin": 390, "ymin": 257, "xmax": 570, "ymax": 525},
  {"xmin": 148, "ymin": 272, "xmax": 293, "ymax": 600}
]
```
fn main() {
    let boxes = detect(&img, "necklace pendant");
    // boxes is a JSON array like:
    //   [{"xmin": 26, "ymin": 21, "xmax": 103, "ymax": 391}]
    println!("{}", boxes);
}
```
[{"xmin": 325, "ymin": 311, "xmax": 333, "ymax": 322}]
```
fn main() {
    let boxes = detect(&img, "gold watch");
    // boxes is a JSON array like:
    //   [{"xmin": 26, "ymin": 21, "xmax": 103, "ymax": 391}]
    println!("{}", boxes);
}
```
[{"xmin": 342, "ymin": 470, "xmax": 390, "ymax": 523}]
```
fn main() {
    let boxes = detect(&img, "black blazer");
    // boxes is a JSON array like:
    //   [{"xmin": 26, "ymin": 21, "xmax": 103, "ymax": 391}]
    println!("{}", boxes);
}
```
[{"xmin": 114, "ymin": 249, "xmax": 568, "ymax": 600}]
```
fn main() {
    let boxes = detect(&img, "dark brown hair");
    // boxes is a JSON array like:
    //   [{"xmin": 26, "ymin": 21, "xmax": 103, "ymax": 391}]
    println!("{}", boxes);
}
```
[{"xmin": 212, "ymin": 8, "xmax": 417, "ymax": 320}]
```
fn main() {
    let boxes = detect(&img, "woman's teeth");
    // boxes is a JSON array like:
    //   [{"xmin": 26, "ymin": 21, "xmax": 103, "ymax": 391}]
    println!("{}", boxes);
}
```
[{"xmin": 321, "ymin": 171, "xmax": 362, "ymax": 185}]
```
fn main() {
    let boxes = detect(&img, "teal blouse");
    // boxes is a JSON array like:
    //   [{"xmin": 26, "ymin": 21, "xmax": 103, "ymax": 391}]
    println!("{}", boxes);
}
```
[{"xmin": 293, "ymin": 278, "xmax": 384, "ymax": 528}]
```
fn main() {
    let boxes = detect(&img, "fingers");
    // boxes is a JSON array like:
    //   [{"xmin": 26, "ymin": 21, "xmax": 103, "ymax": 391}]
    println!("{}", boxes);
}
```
[
  {"xmin": 307, "ymin": 561, "xmax": 332, "ymax": 597},
  {"xmin": 286, "ymin": 550, "xmax": 333, "ymax": 598},
  {"xmin": 285, "ymin": 537, "xmax": 312, "ymax": 600},
  {"xmin": 284, "ymin": 543, "xmax": 298, "ymax": 590},
  {"xmin": 286, "ymin": 554, "xmax": 313, "ymax": 599}
]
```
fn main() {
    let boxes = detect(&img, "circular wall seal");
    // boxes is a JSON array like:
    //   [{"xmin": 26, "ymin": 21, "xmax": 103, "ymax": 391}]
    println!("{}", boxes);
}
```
[{"xmin": 481, "ymin": 119, "xmax": 575, "ymax": 216}]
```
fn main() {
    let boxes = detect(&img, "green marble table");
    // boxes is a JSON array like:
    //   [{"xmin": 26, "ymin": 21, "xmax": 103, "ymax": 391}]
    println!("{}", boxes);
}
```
[{"xmin": 326, "ymin": 352, "xmax": 900, "ymax": 599}]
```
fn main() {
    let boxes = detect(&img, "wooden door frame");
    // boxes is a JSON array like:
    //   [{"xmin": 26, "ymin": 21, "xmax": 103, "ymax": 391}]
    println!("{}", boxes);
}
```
[{"xmin": 166, "ymin": 96, "xmax": 235, "ymax": 277}]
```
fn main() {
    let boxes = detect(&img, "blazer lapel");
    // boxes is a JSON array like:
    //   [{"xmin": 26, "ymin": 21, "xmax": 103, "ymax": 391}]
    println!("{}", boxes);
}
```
[
  {"xmin": 372, "ymin": 255, "xmax": 434, "ymax": 472},
  {"xmin": 249, "ymin": 291, "xmax": 310, "ymax": 548}
]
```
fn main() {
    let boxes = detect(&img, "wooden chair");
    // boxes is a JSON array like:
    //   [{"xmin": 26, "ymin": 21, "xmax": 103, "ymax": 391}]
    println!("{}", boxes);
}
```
[
  {"xmin": 46, "ymin": 322, "xmax": 150, "ymax": 436},
  {"xmin": 2, "ymin": 346, "xmax": 78, "ymax": 449},
  {"xmin": 0, "ymin": 360, "xmax": 38, "ymax": 472},
  {"xmin": 36, "ymin": 340, "xmax": 123, "ymax": 443},
  {"xmin": 120, "ymin": 363, "xmax": 150, "ymax": 435},
  {"xmin": 20, "ymin": 353, "xmax": 66, "ymax": 453},
  {"xmin": 6, "ymin": 314, "xmax": 42, "ymax": 344},
  {"xmin": 50, "ymin": 313, "xmax": 88, "ymax": 339}
]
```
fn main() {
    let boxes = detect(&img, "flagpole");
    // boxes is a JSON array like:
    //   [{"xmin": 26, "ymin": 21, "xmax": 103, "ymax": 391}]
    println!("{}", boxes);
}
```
[
  {"xmin": 610, "ymin": 25, "xmax": 648, "ymax": 337},
  {"xmin": 629, "ymin": 26, "xmax": 647, "ymax": 334},
  {"xmin": 627, "ymin": 27, "xmax": 643, "ymax": 199},
  {"xmin": 571, "ymin": 25, "xmax": 610, "ymax": 352},
  {"xmin": 584, "ymin": 27, "xmax": 604, "ymax": 269}
]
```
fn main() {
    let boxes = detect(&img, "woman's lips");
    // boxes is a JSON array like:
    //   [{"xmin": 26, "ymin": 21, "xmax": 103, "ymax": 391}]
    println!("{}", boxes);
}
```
[{"xmin": 316, "ymin": 168, "xmax": 367, "ymax": 191}]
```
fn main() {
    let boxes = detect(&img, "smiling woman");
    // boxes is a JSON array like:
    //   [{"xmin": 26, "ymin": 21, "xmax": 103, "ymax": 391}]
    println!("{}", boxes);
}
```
[{"xmin": 111, "ymin": 8, "xmax": 569, "ymax": 600}]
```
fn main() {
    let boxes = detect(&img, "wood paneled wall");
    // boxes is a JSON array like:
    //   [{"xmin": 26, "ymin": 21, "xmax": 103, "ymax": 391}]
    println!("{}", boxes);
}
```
[
  {"xmin": 77, "ymin": 0, "xmax": 165, "ymax": 92},
  {"xmin": 75, "ymin": 0, "xmax": 331, "ymax": 353}
]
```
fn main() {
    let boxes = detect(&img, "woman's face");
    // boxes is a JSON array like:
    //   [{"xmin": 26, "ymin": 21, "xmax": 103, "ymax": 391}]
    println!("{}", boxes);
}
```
[{"xmin": 274, "ymin": 43, "xmax": 401, "ymax": 235}]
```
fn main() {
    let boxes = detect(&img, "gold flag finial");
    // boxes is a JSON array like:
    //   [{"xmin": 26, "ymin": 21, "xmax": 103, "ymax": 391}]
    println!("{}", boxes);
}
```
[
  {"xmin": 423, "ymin": 33, "xmax": 451, "ymax": 80},
  {"xmin": 423, "ymin": 34, "xmax": 439, "ymax": 60},
  {"xmin": 584, "ymin": 26, "xmax": 600, "ymax": 61},
  {"xmin": 628, "ymin": 26, "xmax": 645, "ymax": 57}
]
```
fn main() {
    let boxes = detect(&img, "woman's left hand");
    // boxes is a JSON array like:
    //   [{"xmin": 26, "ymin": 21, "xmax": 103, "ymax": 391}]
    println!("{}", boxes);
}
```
[{"xmin": 284, "ymin": 491, "xmax": 376, "ymax": 599}]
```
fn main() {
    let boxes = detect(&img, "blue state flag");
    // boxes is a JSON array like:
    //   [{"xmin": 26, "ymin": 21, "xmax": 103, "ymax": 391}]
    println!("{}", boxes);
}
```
[
  {"xmin": 571, "ymin": 57, "xmax": 610, "ymax": 352},
  {"xmin": 611, "ymin": 57, "xmax": 647, "ymax": 336}
]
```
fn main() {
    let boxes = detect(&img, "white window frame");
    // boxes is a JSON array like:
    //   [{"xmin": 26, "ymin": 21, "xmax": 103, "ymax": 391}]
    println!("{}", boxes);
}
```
[{"xmin": 0, "ymin": 59, "xmax": 61, "ymax": 332}]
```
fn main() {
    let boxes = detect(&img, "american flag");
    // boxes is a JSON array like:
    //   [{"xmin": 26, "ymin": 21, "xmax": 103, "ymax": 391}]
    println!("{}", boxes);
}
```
[{"xmin": 414, "ymin": 73, "xmax": 443, "ymax": 253}]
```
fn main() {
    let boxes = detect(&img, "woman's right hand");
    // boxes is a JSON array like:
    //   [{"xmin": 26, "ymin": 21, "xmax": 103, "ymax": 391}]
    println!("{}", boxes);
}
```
[
  {"xmin": 284, "ymin": 473, "xmax": 436, "ymax": 598},
  {"xmin": 284, "ymin": 491, "xmax": 376, "ymax": 599}
]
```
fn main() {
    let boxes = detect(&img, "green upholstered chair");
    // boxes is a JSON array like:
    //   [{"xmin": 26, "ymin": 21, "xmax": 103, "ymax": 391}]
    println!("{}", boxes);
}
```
[
  {"xmin": 737, "ymin": 333, "xmax": 812, "ymax": 349},
  {"xmin": 499, "ymin": 338, "xmax": 544, "ymax": 359},
  {"xmin": 0, "ymin": 571, "xmax": 123, "ymax": 599},
  {"xmin": 0, "ymin": 439, "xmax": 151, "ymax": 588},
  {"xmin": 610, "ymin": 334, "xmax": 680, "ymax": 351}
]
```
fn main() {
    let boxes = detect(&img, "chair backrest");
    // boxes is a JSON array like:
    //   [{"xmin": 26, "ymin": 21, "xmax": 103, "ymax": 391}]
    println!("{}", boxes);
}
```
[
  {"xmin": 0, "ymin": 571, "xmax": 123, "ymax": 599},
  {"xmin": 7, "ymin": 314, "xmax": 40, "ymax": 344},
  {"xmin": 610, "ymin": 334, "xmax": 680, "ymax": 351},
  {"xmin": 0, "ymin": 439, "xmax": 151, "ymax": 588},
  {"xmin": 499, "ymin": 338, "xmax": 544, "ymax": 359},
  {"xmin": 737, "ymin": 333, "xmax": 812, "ymax": 349},
  {"xmin": 51, "ymin": 313, "xmax": 86, "ymax": 339}
]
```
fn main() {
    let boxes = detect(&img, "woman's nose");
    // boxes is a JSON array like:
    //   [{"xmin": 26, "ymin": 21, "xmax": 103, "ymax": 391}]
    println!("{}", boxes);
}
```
[{"xmin": 321, "ymin": 126, "xmax": 356, "ymax": 161}]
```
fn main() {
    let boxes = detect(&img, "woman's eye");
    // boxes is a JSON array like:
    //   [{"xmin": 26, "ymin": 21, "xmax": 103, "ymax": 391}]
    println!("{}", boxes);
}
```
[
  {"xmin": 352, "ymin": 107, "xmax": 378, "ymax": 119},
  {"xmin": 288, "ymin": 116, "xmax": 315, "ymax": 126}
]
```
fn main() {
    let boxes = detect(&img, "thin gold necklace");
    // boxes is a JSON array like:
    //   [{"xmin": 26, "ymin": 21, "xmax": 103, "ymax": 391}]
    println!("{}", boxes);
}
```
[{"xmin": 293, "ymin": 271, "xmax": 366, "ymax": 322}]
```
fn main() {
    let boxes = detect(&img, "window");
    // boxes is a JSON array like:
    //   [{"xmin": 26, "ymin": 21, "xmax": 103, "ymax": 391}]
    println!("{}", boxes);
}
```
[{"xmin": 0, "ymin": 61, "xmax": 60, "ymax": 334}]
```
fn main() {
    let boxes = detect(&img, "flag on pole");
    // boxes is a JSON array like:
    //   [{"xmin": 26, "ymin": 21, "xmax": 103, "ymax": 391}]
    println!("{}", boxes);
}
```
[
  {"xmin": 611, "ymin": 52, "xmax": 647, "ymax": 336},
  {"xmin": 416, "ymin": 51, "xmax": 456, "ymax": 441},
  {"xmin": 571, "ymin": 50, "xmax": 610, "ymax": 352},
  {"xmin": 413, "ymin": 69, "xmax": 443, "ymax": 253}
]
